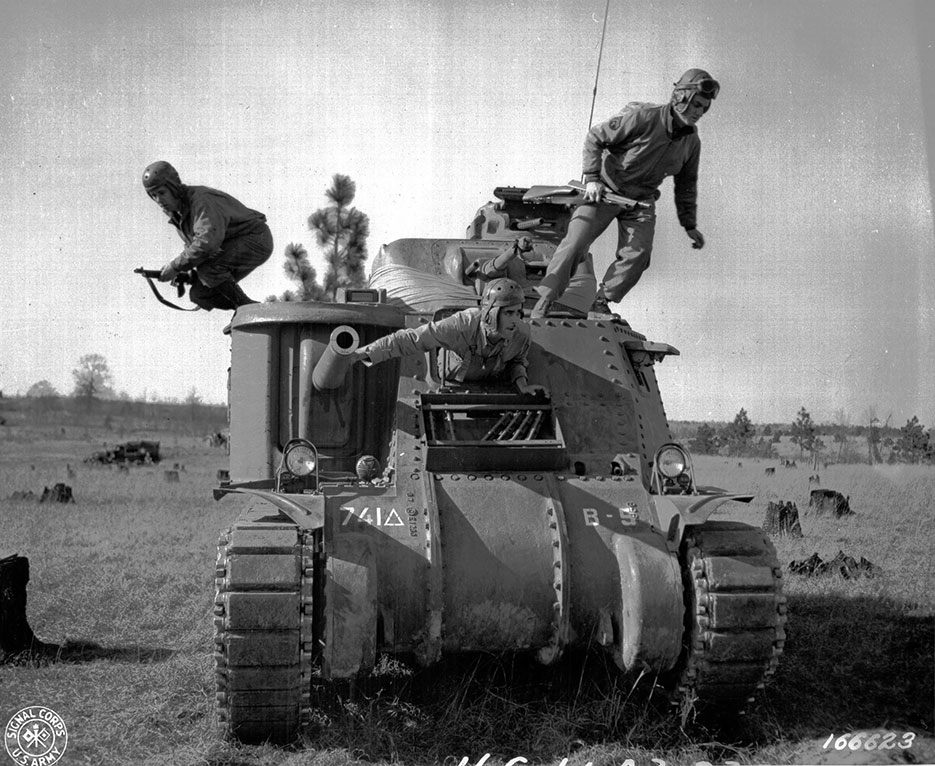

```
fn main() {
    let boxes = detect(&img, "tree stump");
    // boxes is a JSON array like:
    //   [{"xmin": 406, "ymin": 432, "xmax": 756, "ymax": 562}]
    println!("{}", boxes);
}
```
[
  {"xmin": 763, "ymin": 500, "xmax": 803, "ymax": 537},
  {"xmin": 0, "ymin": 554, "xmax": 57, "ymax": 662},
  {"xmin": 808, "ymin": 489, "xmax": 853, "ymax": 517}
]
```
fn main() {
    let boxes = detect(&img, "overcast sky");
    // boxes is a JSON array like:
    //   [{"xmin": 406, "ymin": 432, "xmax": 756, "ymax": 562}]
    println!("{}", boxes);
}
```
[{"xmin": 1, "ymin": 0, "xmax": 933, "ymax": 427}]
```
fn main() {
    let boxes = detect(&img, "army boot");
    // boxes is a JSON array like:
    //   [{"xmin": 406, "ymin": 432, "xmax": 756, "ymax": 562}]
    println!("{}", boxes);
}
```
[{"xmin": 588, "ymin": 288, "xmax": 620, "ymax": 320}]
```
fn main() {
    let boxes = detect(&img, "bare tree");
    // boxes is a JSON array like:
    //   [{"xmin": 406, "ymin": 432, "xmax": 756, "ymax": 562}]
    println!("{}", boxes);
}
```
[
  {"xmin": 832, "ymin": 407, "xmax": 849, "ymax": 462},
  {"xmin": 26, "ymin": 380, "xmax": 58, "ymax": 398},
  {"xmin": 71, "ymin": 354, "xmax": 114, "ymax": 400},
  {"xmin": 862, "ymin": 406, "xmax": 891, "ymax": 464}
]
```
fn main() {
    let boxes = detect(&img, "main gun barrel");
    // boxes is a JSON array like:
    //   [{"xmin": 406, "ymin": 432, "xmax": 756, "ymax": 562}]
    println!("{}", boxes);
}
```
[{"xmin": 312, "ymin": 325, "xmax": 361, "ymax": 392}]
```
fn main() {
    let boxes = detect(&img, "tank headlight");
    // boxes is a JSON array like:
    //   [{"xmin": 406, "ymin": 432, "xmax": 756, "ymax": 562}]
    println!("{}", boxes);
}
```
[
  {"xmin": 355, "ymin": 455, "xmax": 381, "ymax": 481},
  {"xmin": 285, "ymin": 442, "xmax": 317, "ymax": 476},
  {"xmin": 657, "ymin": 446, "xmax": 687, "ymax": 478},
  {"xmin": 651, "ymin": 442, "xmax": 696, "ymax": 495}
]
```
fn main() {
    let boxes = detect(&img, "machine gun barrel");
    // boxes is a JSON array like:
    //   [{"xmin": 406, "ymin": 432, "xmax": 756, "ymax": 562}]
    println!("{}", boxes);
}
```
[
  {"xmin": 133, "ymin": 267, "xmax": 191, "ymax": 284},
  {"xmin": 522, "ymin": 181, "xmax": 649, "ymax": 211},
  {"xmin": 312, "ymin": 325, "xmax": 361, "ymax": 392}
]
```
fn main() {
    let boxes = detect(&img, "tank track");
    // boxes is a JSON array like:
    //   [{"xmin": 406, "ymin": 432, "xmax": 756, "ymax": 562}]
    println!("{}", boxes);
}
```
[
  {"xmin": 676, "ymin": 521, "xmax": 786, "ymax": 719},
  {"xmin": 214, "ymin": 523, "xmax": 317, "ymax": 743}
]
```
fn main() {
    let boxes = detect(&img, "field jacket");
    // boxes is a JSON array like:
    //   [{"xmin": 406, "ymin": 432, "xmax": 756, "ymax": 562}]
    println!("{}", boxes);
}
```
[
  {"xmin": 360, "ymin": 308, "xmax": 531, "ymax": 385},
  {"xmin": 583, "ymin": 102, "xmax": 701, "ymax": 229},
  {"xmin": 167, "ymin": 185, "xmax": 268, "ymax": 271}
]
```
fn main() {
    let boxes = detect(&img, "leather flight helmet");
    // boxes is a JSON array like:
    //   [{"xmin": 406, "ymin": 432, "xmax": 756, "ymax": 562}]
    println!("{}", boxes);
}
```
[
  {"xmin": 142, "ymin": 161, "xmax": 182, "ymax": 193},
  {"xmin": 480, "ymin": 277, "xmax": 524, "ymax": 333},
  {"xmin": 671, "ymin": 69, "xmax": 719, "ymax": 113}
]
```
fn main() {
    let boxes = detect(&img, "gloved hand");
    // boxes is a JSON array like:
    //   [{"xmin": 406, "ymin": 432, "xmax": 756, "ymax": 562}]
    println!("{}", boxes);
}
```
[
  {"xmin": 159, "ymin": 262, "xmax": 179, "ymax": 282},
  {"xmin": 686, "ymin": 228, "xmax": 705, "ymax": 249}
]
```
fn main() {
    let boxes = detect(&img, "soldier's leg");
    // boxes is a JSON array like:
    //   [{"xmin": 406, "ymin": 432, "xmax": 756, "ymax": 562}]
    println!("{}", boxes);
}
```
[
  {"xmin": 196, "ymin": 227, "xmax": 274, "ymax": 290},
  {"xmin": 190, "ymin": 227, "xmax": 273, "ymax": 310},
  {"xmin": 228, "ymin": 226, "xmax": 274, "ymax": 282},
  {"xmin": 188, "ymin": 279, "xmax": 256, "ymax": 311},
  {"xmin": 599, "ymin": 204, "xmax": 657, "ymax": 302},
  {"xmin": 532, "ymin": 203, "xmax": 618, "ymax": 317}
]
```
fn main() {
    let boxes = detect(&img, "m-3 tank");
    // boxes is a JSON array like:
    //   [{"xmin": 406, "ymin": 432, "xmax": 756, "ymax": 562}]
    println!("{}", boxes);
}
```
[{"xmin": 213, "ymin": 185, "xmax": 786, "ymax": 743}]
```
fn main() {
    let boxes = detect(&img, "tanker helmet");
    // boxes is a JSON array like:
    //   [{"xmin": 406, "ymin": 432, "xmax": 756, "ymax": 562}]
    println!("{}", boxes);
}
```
[
  {"xmin": 480, "ymin": 278, "xmax": 524, "ymax": 334},
  {"xmin": 671, "ymin": 69, "xmax": 719, "ymax": 113},
  {"xmin": 142, "ymin": 161, "xmax": 182, "ymax": 193}
]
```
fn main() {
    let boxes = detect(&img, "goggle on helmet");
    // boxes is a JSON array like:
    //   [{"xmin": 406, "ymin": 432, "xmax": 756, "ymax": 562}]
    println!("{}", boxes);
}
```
[{"xmin": 671, "ymin": 69, "xmax": 719, "ymax": 112}]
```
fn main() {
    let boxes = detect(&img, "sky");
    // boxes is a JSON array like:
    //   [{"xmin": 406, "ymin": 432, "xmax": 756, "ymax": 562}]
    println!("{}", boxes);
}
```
[{"xmin": 1, "ymin": 0, "xmax": 933, "ymax": 427}]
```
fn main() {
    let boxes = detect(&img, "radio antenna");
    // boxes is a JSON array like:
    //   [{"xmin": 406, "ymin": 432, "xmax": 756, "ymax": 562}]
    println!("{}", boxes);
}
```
[{"xmin": 587, "ymin": 0, "xmax": 612, "ymax": 130}]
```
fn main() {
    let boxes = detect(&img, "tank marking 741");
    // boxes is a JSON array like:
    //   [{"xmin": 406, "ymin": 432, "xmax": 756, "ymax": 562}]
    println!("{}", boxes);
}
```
[{"xmin": 340, "ymin": 506, "xmax": 406, "ymax": 529}]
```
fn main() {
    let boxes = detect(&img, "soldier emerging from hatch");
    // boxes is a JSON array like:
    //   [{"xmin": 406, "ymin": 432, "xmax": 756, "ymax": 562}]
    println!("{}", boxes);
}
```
[
  {"xmin": 351, "ymin": 278, "xmax": 548, "ymax": 396},
  {"xmin": 531, "ymin": 69, "xmax": 719, "ymax": 320},
  {"xmin": 142, "ymin": 161, "xmax": 273, "ymax": 310}
]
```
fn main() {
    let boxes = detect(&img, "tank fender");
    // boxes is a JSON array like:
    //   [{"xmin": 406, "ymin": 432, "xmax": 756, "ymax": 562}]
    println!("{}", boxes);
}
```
[
  {"xmin": 652, "ymin": 493, "xmax": 754, "ymax": 550},
  {"xmin": 222, "ymin": 488, "xmax": 325, "ymax": 531},
  {"xmin": 322, "ymin": 532, "xmax": 377, "ymax": 679},
  {"xmin": 611, "ymin": 530, "xmax": 683, "ymax": 673}
]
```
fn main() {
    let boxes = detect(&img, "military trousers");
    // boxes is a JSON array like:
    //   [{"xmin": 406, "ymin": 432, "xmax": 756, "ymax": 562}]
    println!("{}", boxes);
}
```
[
  {"xmin": 192, "ymin": 224, "xmax": 274, "ymax": 290},
  {"xmin": 189, "ymin": 224, "xmax": 273, "ymax": 310},
  {"xmin": 536, "ymin": 200, "xmax": 656, "ymax": 303}
]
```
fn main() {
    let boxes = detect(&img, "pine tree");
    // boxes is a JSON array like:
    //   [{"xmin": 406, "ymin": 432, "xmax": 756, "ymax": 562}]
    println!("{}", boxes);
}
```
[
  {"xmin": 790, "ymin": 407, "xmax": 816, "ymax": 457},
  {"xmin": 308, "ymin": 174, "xmax": 370, "ymax": 301},
  {"xmin": 893, "ymin": 416, "xmax": 933, "ymax": 463},
  {"xmin": 690, "ymin": 422, "xmax": 720, "ymax": 455},
  {"xmin": 720, "ymin": 408, "xmax": 754, "ymax": 456},
  {"xmin": 272, "ymin": 175, "xmax": 370, "ymax": 303},
  {"xmin": 275, "ymin": 242, "xmax": 327, "ymax": 302}
]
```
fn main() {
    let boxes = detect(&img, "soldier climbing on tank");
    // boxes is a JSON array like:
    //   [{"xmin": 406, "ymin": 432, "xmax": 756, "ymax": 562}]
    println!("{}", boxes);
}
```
[
  {"xmin": 351, "ymin": 278, "xmax": 548, "ymax": 396},
  {"xmin": 531, "ymin": 69, "xmax": 719, "ymax": 320},
  {"xmin": 142, "ymin": 160, "xmax": 273, "ymax": 310}
]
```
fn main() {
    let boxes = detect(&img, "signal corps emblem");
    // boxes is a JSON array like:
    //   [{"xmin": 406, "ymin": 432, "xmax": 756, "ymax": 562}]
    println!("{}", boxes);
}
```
[{"xmin": 4, "ymin": 706, "xmax": 68, "ymax": 766}]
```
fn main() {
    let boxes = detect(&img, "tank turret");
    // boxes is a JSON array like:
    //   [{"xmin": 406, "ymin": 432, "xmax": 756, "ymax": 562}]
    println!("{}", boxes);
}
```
[{"xmin": 212, "ymin": 186, "xmax": 786, "ymax": 744}]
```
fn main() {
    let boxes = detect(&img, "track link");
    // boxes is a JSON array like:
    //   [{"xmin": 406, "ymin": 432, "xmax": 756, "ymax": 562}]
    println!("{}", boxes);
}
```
[
  {"xmin": 214, "ymin": 523, "xmax": 316, "ymax": 743},
  {"xmin": 677, "ymin": 521, "xmax": 786, "ymax": 719}
]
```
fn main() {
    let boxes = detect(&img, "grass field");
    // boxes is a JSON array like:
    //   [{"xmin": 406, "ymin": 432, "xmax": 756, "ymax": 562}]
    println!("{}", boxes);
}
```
[{"xmin": 1, "ymin": 427, "xmax": 933, "ymax": 766}]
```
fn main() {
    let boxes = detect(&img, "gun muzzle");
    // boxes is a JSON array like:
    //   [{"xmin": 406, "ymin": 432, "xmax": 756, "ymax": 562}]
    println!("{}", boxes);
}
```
[{"xmin": 312, "ymin": 325, "xmax": 360, "ymax": 392}]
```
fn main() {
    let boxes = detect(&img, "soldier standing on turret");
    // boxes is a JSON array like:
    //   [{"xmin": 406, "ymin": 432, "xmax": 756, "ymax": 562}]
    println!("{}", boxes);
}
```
[
  {"xmin": 531, "ymin": 69, "xmax": 719, "ymax": 320},
  {"xmin": 142, "ymin": 161, "xmax": 273, "ymax": 311}
]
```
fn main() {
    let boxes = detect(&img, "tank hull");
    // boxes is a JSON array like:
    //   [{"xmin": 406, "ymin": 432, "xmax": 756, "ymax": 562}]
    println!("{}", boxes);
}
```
[{"xmin": 213, "ymin": 187, "xmax": 786, "ymax": 743}]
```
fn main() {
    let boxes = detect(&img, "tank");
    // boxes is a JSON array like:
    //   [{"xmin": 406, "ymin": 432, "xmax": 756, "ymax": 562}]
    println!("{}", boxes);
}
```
[{"xmin": 212, "ymin": 185, "xmax": 786, "ymax": 743}]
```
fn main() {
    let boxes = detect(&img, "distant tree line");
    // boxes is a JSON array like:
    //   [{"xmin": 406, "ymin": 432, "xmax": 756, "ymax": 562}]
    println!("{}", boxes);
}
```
[
  {"xmin": 22, "ymin": 354, "xmax": 216, "ymax": 408},
  {"xmin": 687, "ymin": 406, "xmax": 935, "ymax": 466}
]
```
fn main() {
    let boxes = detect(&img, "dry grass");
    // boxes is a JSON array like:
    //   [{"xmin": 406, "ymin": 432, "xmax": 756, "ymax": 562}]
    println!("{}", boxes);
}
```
[{"xmin": 1, "ymin": 432, "xmax": 932, "ymax": 766}]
